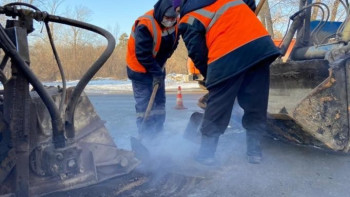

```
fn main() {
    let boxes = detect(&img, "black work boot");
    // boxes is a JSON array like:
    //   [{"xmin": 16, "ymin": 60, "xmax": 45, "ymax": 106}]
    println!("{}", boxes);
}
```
[
  {"xmin": 194, "ymin": 135, "xmax": 219, "ymax": 166},
  {"xmin": 246, "ymin": 131, "xmax": 262, "ymax": 164}
]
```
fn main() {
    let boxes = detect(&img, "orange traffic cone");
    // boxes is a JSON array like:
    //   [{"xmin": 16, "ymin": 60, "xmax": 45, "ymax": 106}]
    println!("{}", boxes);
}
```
[{"xmin": 175, "ymin": 86, "xmax": 187, "ymax": 110}]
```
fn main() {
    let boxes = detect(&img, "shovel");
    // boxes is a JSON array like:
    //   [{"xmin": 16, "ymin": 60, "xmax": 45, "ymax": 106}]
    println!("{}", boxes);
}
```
[
  {"xmin": 181, "ymin": 0, "xmax": 266, "ymax": 144},
  {"xmin": 183, "ymin": 111, "xmax": 204, "ymax": 144},
  {"xmin": 130, "ymin": 83, "xmax": 160, "ymax": 161}
]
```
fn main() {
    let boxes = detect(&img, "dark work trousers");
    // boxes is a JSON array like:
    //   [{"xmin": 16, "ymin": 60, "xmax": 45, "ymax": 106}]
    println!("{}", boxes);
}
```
[
  {"xmin": 200, "ymin": 60, "xmax": 271, "ymax": 138},
  {"xmin": 131, "ymin": 79, "xmax": 166, "ymax": 136}
]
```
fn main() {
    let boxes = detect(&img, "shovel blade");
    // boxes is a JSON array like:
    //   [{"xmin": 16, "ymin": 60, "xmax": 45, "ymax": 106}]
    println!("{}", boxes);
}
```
[
  {"xmin": 183, "ymin": 112, "xmax": 203, "ymax": 143},
  {"xmin": 130, "ymin": 137, "xmax": 150, "ymax": 161}
]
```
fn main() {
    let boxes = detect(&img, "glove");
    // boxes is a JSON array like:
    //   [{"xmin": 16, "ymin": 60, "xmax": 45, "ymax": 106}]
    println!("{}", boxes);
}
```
[{"xmin": 152, "ymin": 75, "xmax": 163, "ymax": 88}]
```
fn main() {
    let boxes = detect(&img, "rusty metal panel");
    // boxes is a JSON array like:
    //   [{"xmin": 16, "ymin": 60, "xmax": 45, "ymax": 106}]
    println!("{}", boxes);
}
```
[
  {"xmin": 267, "ymin": 59, "xmax": 350, "ymax": 152},
  {"xmin": 27, "ymin": 88, "xmax": 139, "ymax": 196},
  {"xmin": 343, "ymin": 60, "xmax": 350, "ymax": 152},
  {"xmin": 292, "ymin": 65, "xmax": 349, "ymax": 151}
]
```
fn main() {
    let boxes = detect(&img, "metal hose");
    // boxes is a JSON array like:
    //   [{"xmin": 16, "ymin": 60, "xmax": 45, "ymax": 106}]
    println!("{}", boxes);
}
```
[
  {"xmin": 0, "ymin": 24, "xmax": 65, "ymax": 148},
  {"xmin": 42, "ymin": 13, "xmax": 116, "ymax": 139},
  {"xmin": 0, "ymin": 6, "xmax": 116, "ymax": 144}
]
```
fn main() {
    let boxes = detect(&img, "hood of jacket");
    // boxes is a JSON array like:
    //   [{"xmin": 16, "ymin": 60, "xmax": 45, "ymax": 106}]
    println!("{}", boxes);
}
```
[
  {"xmin": 153, "ymin": 0, "xmax": 174, "ymax": 25},
  {"xmin": 180, "ymin": 0, "xmax": 216, "ymax": 17}
]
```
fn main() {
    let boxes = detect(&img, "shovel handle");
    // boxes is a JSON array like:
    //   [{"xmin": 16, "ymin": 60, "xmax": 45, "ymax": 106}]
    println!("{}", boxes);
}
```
[
  {"xmin": 138, "ymin": 83, "xmax": 159, "ymax": 141},
  {"xmin": 132, "ymin": 84, "xmax": 159, "ymax": 156},
  {"xmin": 139, "ymin": 65, "xmax": 165, "ymax": 139},
  {"xmin": 143, "ymin": 83, "xmax": 159, "ymax": 122},
  {"xmin": 255, "ymin": 0, "xmax": 267, "ymax": 15}
]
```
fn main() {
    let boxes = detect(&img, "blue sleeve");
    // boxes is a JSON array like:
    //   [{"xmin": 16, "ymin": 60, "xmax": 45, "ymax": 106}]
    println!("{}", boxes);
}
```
[
  {"xmin": 169, "ymin": 33, "xmax": 180, "ymax": 58},
  {"xmin": 134, "ymin": 25, "xmax": 163, "ymax": 77},
  {"xmin": 243, "ymin": 0, "xmax": 256, "ymax": 12},
  {"xmin": 179, "ymin": 19, "xmax": 208, "ymax": 78}
]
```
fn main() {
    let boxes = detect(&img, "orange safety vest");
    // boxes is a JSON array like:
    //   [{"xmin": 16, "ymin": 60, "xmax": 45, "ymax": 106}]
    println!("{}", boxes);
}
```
[
  {"xmin": 127, "ymin": 10, "xmax": 178, "ymax": 73},
  {"xmin": 179, "ymin": 0, "xmax": 269, "ymax": 65}
]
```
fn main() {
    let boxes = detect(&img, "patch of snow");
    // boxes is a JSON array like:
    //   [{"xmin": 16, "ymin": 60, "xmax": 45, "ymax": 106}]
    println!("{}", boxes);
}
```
[{"xmin": 42, "ymin": 74, "xmax": 200, "ymax": 94}]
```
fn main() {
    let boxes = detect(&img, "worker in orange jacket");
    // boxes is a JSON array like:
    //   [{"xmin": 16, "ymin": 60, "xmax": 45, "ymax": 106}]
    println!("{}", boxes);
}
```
[
  {"xmin": 195, "ymin": 0, "xmax": 257, "ymax": 109},
  {"xmin": 127, "ymin": 0, "xmax": 179, "ymax": 138},
  {"xmin": 174, "ymin": 0, "xmax": 280, "ymax": 165}
]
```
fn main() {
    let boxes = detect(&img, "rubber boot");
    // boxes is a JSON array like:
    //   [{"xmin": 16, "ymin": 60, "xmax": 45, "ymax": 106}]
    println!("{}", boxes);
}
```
[
  {"xmin": 194, "ymin": 135, "xmax": 219, "ymax": 166},
  {"xmin": 246, "ymin": 131, "xmax": 262, "ymax": 164}
]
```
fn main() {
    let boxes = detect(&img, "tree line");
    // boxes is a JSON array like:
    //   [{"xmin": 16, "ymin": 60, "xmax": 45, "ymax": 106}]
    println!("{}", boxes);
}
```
[{"xmin": 0, "ymin": 0, "xmax": 347, "ymax": 81}]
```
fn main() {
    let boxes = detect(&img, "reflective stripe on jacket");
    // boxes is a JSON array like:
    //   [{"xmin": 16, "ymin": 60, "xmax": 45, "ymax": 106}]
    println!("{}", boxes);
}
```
[
  {"xmin": 127, "ymin": 10, "xmax": 178, "ymax": 73},
  {"xmin": 127, "ymin": 10, "xmax": 161, "ymax": 73},
  {"xmin": 180, "ymin": 0, "xmax": 268, "ymax": 65},
  {"xmin": 179, "ymin": 0, "xmax": 280, "ymax": 88}
]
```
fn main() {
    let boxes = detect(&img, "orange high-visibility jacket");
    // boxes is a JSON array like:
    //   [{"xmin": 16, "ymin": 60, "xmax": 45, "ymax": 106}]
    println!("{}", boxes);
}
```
[
  {"xmin": 126, "ymin": 10, "xmax": 162, "ymax": 73},
  {"xmin": 127, "ymin": 10, "xmax": 178, "ymax": 73},
  {"xmin": 179, "ymin": 0, "xmax": 280, "ymax": 88}
]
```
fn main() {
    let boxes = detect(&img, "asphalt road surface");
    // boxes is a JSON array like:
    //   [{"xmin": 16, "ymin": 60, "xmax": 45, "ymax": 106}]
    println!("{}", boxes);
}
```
[{"xmin": 48, "ymin": 92, "xmax": 350, "ymax": 197}]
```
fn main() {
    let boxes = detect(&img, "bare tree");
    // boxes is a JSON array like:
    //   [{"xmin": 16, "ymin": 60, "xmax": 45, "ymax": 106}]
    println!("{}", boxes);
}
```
[
  {"xmin": 14, "ymin": 0, "xmax": 345, "ymax": 81},
  {"xmin": 42, "ymin": 0, "xmax": 64, "ymax": 40},
  {"xmin": 66, "ymin": 5, "xmax": 92, "ymax": 47},
  {"xmin": 311, "ymin": 0, "xmax": 321, "ymax": 21},
  {"xmin": 260, "ymin": 0, "xmax": 274, "ymax": 38},
  {"xmin": 107, "ymin": 23, "xmax": 120, "ymax": 41},
  {"xmin": 330, "ymin": 0, "xmax": 341, "ymax": 21},
  {"xmin": 311, "ymin": 0, "xmax": 346, "ymax": 22},
  {"xmin": 60, "ymin": 5, "xmax": 95, "ymax": 79},
  {"xmin": 258, "ymin": 0, "xmax": 299, "ymax": 38}
]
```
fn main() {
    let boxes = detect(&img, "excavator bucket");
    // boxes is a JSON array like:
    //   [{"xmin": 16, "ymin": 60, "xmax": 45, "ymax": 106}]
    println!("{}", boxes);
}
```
[
  {"xmin": 265, "ymin": 0, "xmax": 350, "ymax": 152},
  {"xmin": 267, "ymin": 58, "xmax": 350, "ymax": 151}
]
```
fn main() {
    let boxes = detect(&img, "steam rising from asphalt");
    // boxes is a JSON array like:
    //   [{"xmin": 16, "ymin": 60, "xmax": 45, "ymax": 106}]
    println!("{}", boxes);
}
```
[
  {"xmin": 135, "ymin": 102, "xmax": 245, "ymax": 180},
  {"xmin": 90, "ymin": 93, "xmax": 350, "ymax": 196}
]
